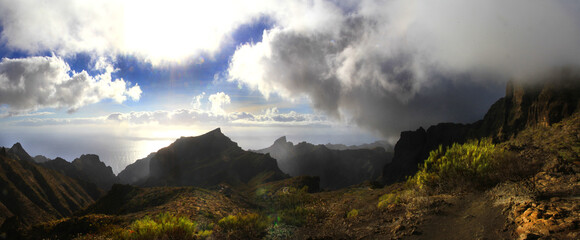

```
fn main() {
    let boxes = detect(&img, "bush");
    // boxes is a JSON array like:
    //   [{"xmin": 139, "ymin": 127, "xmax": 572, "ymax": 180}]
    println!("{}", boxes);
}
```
[
  {"xmin": 408, "ymin": 138, "xmax": 503, "ymax": 191},
  {"xmin": 377, "ymin": 192, "xmax": 401, "ymax": 208},
  {"xmin": 346, "ymin": 209, "xmax": 359, "ymax": 218},
  {"xmin": 121, "ymin": 212, "xmax": 211, "ymax": 240},
  {"xmin": 217, "ymin": 213, "xmax": 269, "ymax": 239}
]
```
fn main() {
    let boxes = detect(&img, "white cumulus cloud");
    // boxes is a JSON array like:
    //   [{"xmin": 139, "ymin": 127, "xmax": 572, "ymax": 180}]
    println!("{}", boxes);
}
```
[
  {"xmin": 0, "ymin": 56, "xmax": 141, "ymax": 115},
  {"xmin": 208, "ymin": 92, "xmax": 231, "ymax": 116}
]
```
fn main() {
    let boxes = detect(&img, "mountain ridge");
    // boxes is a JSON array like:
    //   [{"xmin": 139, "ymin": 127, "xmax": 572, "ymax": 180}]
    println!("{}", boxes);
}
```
[
  {"xmin": 144, "ymin": 128, "xmax": 288, "ymax": 187},
  {"xmin": 255, "ymin": 136, "xmax": 393, "ymax": 189}
]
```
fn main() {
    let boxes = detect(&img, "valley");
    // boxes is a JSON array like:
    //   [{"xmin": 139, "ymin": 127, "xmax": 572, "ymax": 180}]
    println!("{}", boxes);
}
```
[{"xmin": 0, "ymin": 79, "xmax": 579, "ymax": 239}]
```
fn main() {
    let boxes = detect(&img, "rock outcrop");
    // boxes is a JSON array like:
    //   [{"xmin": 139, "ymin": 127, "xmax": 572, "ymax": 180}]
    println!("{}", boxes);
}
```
[
  {"xmin": 145, "ymin": 128, "xmax": 288, "ymax": 187},
  {"xmin": 382, "ymin": 72, "xmax": 580, "ymax": 184},
  {"xmin": 256, "ymin": 137, "xmax": 393, "ymax": 189}
]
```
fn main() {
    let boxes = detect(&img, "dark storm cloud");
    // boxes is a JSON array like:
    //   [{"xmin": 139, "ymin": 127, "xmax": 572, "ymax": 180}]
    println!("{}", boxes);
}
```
[{"xmin": 228, "ymin": 0, "xmax": 580, "ymax": 138}]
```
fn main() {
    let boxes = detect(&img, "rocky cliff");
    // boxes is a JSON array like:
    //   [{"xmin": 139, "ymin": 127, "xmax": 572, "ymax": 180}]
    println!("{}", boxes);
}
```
[{"xmin": 382, "ymin": 72, "xmax": 580, "ymax": 184}]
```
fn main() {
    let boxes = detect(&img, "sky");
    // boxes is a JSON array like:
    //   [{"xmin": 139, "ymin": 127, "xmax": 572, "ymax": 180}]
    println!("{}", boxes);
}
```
[{"xmin": 1, "ymin": 0, "xmax": 580, "ymax": 173}]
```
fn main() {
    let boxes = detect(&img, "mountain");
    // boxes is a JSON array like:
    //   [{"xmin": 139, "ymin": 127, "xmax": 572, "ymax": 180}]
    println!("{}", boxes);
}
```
[
  {"xmin": 32, "ymin": 155, "xmax": 51, "ymax": 163},
  {"xmin": 42, "ymin": 154, "xmax": 119, "ymax": 190},
  {"xmin": 5, "ymin": 143, "xmax": 34, "ymax": 163},
  {"xmin": 118, "ymin": 152, "xmax": 155, "ymax": 184},
  {"xmin": 145, "ymin": 128, "xmax": 288, "ymax": 187},
  {"xmin": 324, "ymin": 140, "xmax": 393, "ymax": 152},
  {"xmin": 256, "ymin": 137, "xmax": 393, "ymax": 189},
  {"xmin": 382, "ymin": 72, "xmax": 580, "ymax": 184},
  {"xmin": 0, "ymin": 148, "xmax": 101, "ymax": 228}
]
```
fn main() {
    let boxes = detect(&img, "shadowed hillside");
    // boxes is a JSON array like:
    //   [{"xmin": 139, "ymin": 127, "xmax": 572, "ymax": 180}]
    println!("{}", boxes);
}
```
[
  {"xmin": 256, "ymin": 136, "xmax": 392, "ymax": 189},
  {"xmin": 145, "ymin": 128, "xmax": 288, "ymax": 187},
  {"xmin": 41, "ymin": 154, "xmax": 119, "ymax": 191},
  {"xmin": 0, "ymin": 150, "xmax": 101, "ymax": 228},
  {"xmin": 118, "ymin": 152, "xmax": 155, "ymax": 185}
]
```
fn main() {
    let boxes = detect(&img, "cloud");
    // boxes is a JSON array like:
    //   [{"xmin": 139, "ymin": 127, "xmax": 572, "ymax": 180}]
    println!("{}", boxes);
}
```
[
  {"xmin": 101, "ymin": 106, "xmax": 326, "ymax": 127},
  {"xmin": 0, "ymin": 56, "xmax": 141, "ymax": 115},
  {"xmin": 3, "ymin": 0, "xmax": 580, "ymax": 138},
  {"xmin": 227, "ymin": 0, "xmax": 580, "ymax": 137},
  {"xmin": 208, "ymin": 92, "xmax": 231, "ymax": 115},
  {"xmin": 0, "ymin": 0, "xmax": 272, "ymax": 63},
  {"xmin": 191, "ymin": 92, "xmax": 205, "ymax": 110}
]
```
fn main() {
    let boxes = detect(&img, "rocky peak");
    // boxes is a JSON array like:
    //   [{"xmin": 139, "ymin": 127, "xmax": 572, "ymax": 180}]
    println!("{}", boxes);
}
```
[
  {"xmin": 7, "ymin": 142, "xmax": 34, "ymax": 162},
  {"xmin": 33, "ymin": 155, "xmax": 51, "ymax": 163},
  {"xmin": 147, "ymin": 128, "xmax": 287, "ymax": 187},
  {"xmin": 73, "ymin": 154, "xmax": 106, "ymax": 169},
  {"xmin": 274, "ymin": 136, "xmax": 288, "ymax": 145}
]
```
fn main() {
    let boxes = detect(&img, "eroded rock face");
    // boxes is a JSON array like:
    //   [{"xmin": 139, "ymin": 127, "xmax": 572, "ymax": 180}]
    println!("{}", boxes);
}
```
[
  {"xmin": 479, "ymin": 72, "xmax": 580, "ymax": 140},
  {"xmin": 382, "ymin": 74, "xmax": 580, "ymax": 184}
]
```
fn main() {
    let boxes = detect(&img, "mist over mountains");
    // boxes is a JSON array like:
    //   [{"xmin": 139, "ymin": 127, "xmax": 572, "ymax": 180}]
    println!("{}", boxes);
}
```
[{"xmin": 255, "ymin": 137, "xmax": 392, "ymax": 189}]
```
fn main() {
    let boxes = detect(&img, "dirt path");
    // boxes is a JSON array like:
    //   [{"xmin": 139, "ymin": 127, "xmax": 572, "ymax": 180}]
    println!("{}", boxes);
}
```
[{"xmin": 406, "ymin": 193, "xmax": 512, "ymax": 240}]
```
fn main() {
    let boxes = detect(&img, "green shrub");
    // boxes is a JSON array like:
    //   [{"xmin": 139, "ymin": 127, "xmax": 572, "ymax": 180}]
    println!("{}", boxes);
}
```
[
  {"xmin": 121, "ymin": 212, "xmax": 211, "ymax": 240},
  {"xmin": 408, "ymin": 138, "xmax": 503, "ymax": 191},
  {"xmin": 217, "ymin": 213, "xmax": 269, "ymax": 239},
  {"xmin": 377, "ymin": 192, "xmax": 401, "ymax": 208},
  {"xmin": 346, "ymin": 209, "xmax": 359, "ymax": 218}
]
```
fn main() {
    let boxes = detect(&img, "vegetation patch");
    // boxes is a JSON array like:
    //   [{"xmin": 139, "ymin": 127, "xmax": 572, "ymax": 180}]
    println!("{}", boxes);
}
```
[
  {"xmin": 216, "ymin": 213, "xmax": 269, "ymax": 240},
  {"xmin": 377, "ymin": 191, "xmax": 401, "ymax": 208},
  {"xmin": 29, "ymin": 214, "xmax": 121, "ymax": 239},
  {"xmin": 408, "ymin": 138, "xmax": 504, "ymax": 191},
  {"xmin": 121, "ymin": 212, "xmax": 212, "ymax": 240},
  {"xmin": 346, "ymin": 209, "xmax": 359, "ymax": 218}
]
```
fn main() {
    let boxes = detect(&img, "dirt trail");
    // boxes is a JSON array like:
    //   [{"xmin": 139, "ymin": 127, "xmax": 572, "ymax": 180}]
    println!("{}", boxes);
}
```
[{"xmin": 406, "ymin": 193, "xmax": 512, "ymax": 240}]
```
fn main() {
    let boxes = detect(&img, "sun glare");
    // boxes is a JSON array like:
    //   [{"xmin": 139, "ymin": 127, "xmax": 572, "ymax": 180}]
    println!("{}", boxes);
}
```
[{"xmin": 122, "ymin": 0, "xmax": 244, "ymax": 63}]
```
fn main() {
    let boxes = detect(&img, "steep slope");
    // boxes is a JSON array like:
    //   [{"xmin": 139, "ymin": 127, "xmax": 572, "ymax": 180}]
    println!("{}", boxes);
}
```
[
  {"xmin": 0, "ymin": 150, "xmax": 101, "ymax": 227},
  {"xmin": 42, "ymin": 154, "xmax": 119, "ymax": 190},
  {"xmin": 118, "ymin": 152, "xmax": 155, "ymax": 184},
  {"xmin": 256, "ymin": 137, "xmax": 393, "ymax": 189},
  {"xmin": 382, "ymin": 72, "xmax": 580, "ymax": 184},
  {"xmin": 146, "ymin": 128, "xmax": 287, "ymax": 187}
]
